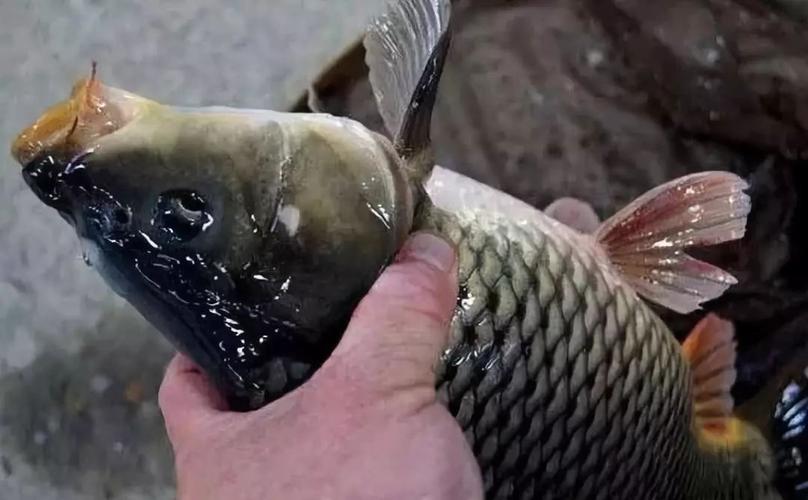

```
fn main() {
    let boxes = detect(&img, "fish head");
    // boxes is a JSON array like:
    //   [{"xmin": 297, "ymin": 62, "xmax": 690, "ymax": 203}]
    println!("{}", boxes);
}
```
[{"xmin": 11, "ymin": 71, "xmax": 415, "ymax": 409}]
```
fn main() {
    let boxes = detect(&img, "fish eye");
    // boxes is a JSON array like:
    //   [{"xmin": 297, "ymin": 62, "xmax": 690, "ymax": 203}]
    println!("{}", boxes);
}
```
[{"xmin": 152, "ymin": 189, "xmax": 212, "ymax": 242}]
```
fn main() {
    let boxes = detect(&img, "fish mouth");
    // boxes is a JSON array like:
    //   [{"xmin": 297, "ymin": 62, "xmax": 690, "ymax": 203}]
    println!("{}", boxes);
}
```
[{"xmin": 11, "ymin": 65, "xmax": 152, "ymax": 168}]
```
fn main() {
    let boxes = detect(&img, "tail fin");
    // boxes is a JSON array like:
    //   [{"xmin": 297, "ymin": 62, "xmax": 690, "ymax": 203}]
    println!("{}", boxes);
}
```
[
  {"xmin": 594, "ymin": 172, "xmax": 751, "ymax": 314},
  {"xmin": 364, "ymin": 0, "xmax": 451, "ymax": 179}
]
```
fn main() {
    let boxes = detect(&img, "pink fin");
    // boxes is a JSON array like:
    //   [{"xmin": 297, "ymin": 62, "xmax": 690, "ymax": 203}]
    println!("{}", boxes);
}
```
[
  {"xmin": 544, "ymin": 197, "xmax": 601, "ymax": 234},
  {"xmin": 682, "ymin": 314, "xmax": 737, "ymax": 429},
  {"xmin": 595, "ymin": 172, "xmax": 750, "ymax": 314}
]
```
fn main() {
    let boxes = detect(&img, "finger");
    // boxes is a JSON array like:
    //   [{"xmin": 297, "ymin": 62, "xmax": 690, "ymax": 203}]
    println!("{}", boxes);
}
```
[
  {"xmin": 325, "ymin": 232, "xmax": 458, "ymax": 395},
  {"xmin": 159, "ymin": 353, "xmax": 228, "ymax": 447}
]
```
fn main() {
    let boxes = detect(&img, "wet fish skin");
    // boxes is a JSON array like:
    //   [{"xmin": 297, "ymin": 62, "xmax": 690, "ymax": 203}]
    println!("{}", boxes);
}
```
[
  {"xmin": 414, "ymin": 201, "xmax": 777, "ymax": 500},
  {"xmin": 432, "ymin": 207, "xmax": 690, "ymax": 499}
]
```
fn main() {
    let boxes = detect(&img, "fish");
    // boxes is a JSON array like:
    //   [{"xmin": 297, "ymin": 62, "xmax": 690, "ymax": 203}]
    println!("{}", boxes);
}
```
[
  {"xmin": 772, "ymin": 367, "xmax": 808, "ymax": 498},
  {"xmin": 9, "ymin": 0, "xmax": 780, "ymax": 498}
]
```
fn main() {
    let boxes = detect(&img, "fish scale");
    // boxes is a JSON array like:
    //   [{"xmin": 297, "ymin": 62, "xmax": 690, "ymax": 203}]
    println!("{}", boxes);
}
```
[{"xmin": 427, "ymin": 207, "xmax": 701, "ymax": 499}]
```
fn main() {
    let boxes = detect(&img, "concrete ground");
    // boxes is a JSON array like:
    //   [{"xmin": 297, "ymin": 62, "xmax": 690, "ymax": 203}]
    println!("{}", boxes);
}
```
[{"xmin": 0, "ymin": 1, "xmax": 380, "ymax": 498}]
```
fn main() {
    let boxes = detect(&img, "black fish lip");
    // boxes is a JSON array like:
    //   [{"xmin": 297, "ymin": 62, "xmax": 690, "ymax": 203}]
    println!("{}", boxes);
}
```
[
  {"xmin": 21, "ymin": 154, "xmax": 71, "ymax": 212},
  {"xmin": 21, "ymin": 152, "xmax": 94, "ymax": 216}
]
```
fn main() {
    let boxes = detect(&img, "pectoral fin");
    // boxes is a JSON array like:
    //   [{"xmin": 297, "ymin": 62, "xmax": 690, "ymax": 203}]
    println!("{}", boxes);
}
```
[{"xmin": 594, "ymin": 172, "xmax": 751, "ymax": 314}]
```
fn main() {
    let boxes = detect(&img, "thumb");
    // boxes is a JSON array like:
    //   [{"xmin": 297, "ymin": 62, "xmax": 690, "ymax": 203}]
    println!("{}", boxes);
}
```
[
  {"xmin": 324, "ymin": 232, "xmax": 458, "ymax": 397},
  {"xmin": 159, "ymin": 353, "xmax": 228, "ymax": 448}
]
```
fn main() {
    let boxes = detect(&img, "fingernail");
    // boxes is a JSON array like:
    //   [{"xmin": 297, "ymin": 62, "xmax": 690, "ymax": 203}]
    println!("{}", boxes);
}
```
[{"xmin": 401, "ymin": 232, "xmax": 456, "ymax": 272}]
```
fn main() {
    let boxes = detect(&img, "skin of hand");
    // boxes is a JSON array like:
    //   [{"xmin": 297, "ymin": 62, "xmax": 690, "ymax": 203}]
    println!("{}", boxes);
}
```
[{"xmin": 158, "ymin": 232, "xmax": 484, "ymax": 500}]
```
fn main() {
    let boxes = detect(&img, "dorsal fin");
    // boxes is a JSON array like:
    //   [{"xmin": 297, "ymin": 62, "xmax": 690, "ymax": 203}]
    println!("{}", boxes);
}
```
[
  {"xmin": 545, "ymin": 197, "xmax": 601, "ymax": 234},
  {"xmin": 364, "ymin": 0, "xmax": 451, "ymax": 166},
  {"xmin": 682, "ymin": 313, "xmax": 737, "ymax": 433},
  {"xmin": 594, "ymin": 171, "xmax": 751, "ymax": 314}
]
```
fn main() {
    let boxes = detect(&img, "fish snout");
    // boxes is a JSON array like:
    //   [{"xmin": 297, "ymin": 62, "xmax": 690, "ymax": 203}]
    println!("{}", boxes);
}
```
[
  {"xmin": 22, "ymin": 153, "xmax": 72, "ymax": 210},
  {"xmin": 22, "ymin": 153, "xmax": 132, "ymax": 240}
]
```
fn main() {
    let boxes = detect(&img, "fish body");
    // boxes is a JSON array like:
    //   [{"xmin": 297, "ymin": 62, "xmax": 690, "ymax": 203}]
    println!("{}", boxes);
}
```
[
  {"xmin": 10, "ymin": 0, "xmax": 781, "ymax": 498},
  {"xmin": 420, "ymin": 183, "xmax": 774, "ymax": 499}
]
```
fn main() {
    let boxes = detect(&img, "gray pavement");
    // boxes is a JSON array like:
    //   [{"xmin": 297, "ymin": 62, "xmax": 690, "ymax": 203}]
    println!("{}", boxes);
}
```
[{"xmin": 0, "ymin": 1, "xmax": 380, "ymax": 498}]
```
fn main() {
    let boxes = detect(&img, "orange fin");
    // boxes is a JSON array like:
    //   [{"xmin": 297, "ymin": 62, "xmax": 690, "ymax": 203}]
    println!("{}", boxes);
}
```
[
  {"xmin": 595, "ymin": 172, "xmax": 750, "ymax": 314},
  {"xmin": 682, "ymin": 313, "xmax": 737, "ymax": 433}
]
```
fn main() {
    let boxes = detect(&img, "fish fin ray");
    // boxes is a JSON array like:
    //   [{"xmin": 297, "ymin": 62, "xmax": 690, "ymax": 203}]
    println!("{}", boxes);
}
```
[
  {"xmin": 364, "ymin": 0, "xmax": 451, "ymax": 156},
  {"xmin": 595, "ymin": 172, "xmax": 750, "ymax": 313},
  {"xmin": 682, "ymin": 314, "xmax": 737, "ymax": 432}
]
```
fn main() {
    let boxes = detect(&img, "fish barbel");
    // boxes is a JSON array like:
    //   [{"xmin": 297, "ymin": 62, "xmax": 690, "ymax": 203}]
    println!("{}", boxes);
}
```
[{"xmin": 10, "ymin": 0, "xmax": 781, "ymax": 498}]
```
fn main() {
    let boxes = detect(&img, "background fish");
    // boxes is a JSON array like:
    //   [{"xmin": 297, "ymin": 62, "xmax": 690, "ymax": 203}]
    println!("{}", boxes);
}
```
[
  {"xmin": 772, "ymin": 367, "xmax": 808, "ymax": 498},
  {"xmin": 9, "ymin": 0, "xmax": 781, "ymax": 498}
]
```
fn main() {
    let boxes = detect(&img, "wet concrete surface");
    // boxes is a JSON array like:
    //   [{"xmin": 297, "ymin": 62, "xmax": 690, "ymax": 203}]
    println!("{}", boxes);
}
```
[{"xmin": 0, "ymin": 1, "xmax": 380, "ymax": 498}]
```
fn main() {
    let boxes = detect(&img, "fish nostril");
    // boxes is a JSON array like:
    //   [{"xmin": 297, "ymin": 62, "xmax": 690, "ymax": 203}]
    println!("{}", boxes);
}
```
[
  {"xmin": 92, "ymin": 204, "xmax": 132, "ymax": 238},
  {"xmin": 103, "ymin": 206, "xmax": 132, "ymax": 235},
  {"xmin": 112, "ymin": 207, "xmax": 130, "ymax": 226}
]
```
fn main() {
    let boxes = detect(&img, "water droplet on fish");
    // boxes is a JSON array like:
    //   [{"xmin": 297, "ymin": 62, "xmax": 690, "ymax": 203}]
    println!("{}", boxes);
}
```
[
  {"xmin": 366, "ymin": 203, "xmax": 391, "ymax": 230},
  {"xmin": 461, "ymin": 295, "xmax": 476, "ymax": 309},
  {"xmin": 80, "ymin": 237, "xmax": 100, "ymax": 267},
  {"xmin": 277, "ymin": 205, "xmax": 301, "ymax": 236}
]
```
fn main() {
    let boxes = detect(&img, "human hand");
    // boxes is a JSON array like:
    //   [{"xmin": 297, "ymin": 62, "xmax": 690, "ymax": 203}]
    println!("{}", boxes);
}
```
[{"xmin": 158, "ymin": 232, "xmax": 484, "ymax": 500}]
